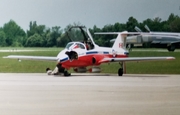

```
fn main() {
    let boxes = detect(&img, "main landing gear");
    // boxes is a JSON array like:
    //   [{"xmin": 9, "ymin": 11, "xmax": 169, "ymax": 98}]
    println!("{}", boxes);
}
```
[
  {"xmin": 46, "ymin": 64, "xmax": 71, "ymax": 76},
  {"xmin": 118, "ymin": 62, "xmax": 124, "ymax": 76},
  {"xmin": 167, "ymin": 44, "xmax": 175, "ymax": 52}
]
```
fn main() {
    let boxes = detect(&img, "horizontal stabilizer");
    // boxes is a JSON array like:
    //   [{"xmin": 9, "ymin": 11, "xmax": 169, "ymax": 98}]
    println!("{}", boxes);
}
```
[
  {"xmin": 95, "ymin": 31, "xmax": 139, "ymax": 35},
  {"xmin": 95, "ymin": 32, "xmax": 180, "ymax": 37}
]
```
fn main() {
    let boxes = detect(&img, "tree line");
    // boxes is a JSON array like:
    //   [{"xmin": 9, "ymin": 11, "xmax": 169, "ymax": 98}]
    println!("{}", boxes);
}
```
[{"xmin": 0, "ymin": 13, "xmax": 180, "ymax": 47}]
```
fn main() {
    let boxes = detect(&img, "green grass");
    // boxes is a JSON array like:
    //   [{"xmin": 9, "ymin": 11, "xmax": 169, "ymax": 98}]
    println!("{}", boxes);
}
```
[
  {"xmin": 0, "ymin": 48, "xmax": 60, "ymax": 73},
  {"xmin": 0, "ymin": 47, "xmax": 179, "ymax": 74}
]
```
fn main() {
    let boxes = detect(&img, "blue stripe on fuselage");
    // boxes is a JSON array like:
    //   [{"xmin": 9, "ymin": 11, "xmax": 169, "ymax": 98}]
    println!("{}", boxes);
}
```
[
  {"xmin": 86, "ymin": 51, "xmax": 109, "ymax": 55},
  {"xmin": 86, "ymin": 51, "xmax": 98, "ymax": 55},
  {"xmin": 103, "ymin": 52, "xmax": 109, "ymax": 54},
  {"xmin": 60, "ymin": 57, "xmax": 68, "ymax": 62}
]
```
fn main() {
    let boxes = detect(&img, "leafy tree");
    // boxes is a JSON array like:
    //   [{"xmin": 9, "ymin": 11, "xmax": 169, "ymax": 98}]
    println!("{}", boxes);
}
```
[
  {"xmin": 169, "ymin": 18, "xmax": 180, "ymax": 32},
  {"xmin": 49, "ymin": 26, "xmax": 62, "ymax": 47},
  {"xmin": 1, "ymin": 13, "xmax": 180, "ymax": 47},
  {"xmin": 25, "ymin": 33, "xmax": 44, "ymax": 47},
  {"xmin": 0, "ymin": 29, "xmax": 6, "ymax": 46},
  {"xmin": 113, "ymin": 22, "xmax": 126, "ymax": 32},
  {"xmin": 126, "ymin": 17, "xmax": 138, "ymax": 31},
  {"xmin": 3, "ymin": 20, "xmax": 26, "ymax": 46},
  {"xmin": 152, "ymin": 17, "xmax": 163, "ymax": 31},
  {"xmin": 57, "ymin": 34, "xmax": 71, "ymax": 47},
  {"xmin": 27, "ymin": 21, "xmax": 37, "ymax": 37},
  {"xmin": 27, "ymin": 21, "xmax": 50, "ymax": 47},
  {"xmin": 43, "ymin": 28, "xmax": 51, "ymax": 47},
  {"xmin": 143, "ymin": 18, "xmax": 163, "ymax": 31},
  {"xmin": 167, "ymin": 13, "xmax": 179, "ymax": 23},
  {"xmin": 27, "ymin": 21, "xmax": 46, "ymax": 37}
]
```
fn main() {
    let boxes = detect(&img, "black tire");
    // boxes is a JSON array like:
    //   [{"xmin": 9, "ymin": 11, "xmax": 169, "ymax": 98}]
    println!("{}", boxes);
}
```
[
  {"xmin": 64, "ymin": 71, "xmax": 71, "ymax": 76},
  {"xmin": 167, "ymin": 45, "xmax": 175, "ymax": 52},
  {"xmin": 118, "ymin": 68, "xmax": 123, "ymax": 76}
]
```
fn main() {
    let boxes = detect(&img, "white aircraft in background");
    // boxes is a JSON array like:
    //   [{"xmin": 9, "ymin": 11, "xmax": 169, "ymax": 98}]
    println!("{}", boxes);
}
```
[
  {"xmin": 4, "ymin": 26, "xmax": 175, "ymax": 76},
  {"xmin": 127, "ymin": 25, "xmax": 180, "ymax": 51}
]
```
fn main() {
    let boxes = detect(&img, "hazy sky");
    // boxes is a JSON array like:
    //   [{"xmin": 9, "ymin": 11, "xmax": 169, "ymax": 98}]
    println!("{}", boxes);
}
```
[{"xmin": 0, "ymin": 0, "xmax": 180, "ymax": 30}]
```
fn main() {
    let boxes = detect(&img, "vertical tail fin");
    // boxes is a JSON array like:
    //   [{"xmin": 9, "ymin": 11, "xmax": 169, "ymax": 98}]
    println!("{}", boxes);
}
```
[{"xmin": 112, "ymin": 31, "xmax": 128, "ymax": 50}]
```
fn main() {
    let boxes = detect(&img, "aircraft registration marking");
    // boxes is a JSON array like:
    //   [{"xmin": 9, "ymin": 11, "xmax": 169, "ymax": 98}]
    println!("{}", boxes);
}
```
[{"xmin": 119, "ymin": 43, "xmax": 123, "ymax": 48}]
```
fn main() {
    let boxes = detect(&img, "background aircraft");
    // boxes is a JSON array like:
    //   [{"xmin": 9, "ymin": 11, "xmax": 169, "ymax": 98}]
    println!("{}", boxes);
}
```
[
  {"xmin": 4, "ymin": 26, "xmax": 175, "ymax": 76},
  {"xmin": 126, "ymin": 25, "xmax": 180, "ymax": 52}
]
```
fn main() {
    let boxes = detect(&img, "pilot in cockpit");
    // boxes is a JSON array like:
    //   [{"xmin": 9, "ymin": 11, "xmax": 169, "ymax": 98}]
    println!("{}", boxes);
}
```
[{"xmin": 84, "ymin": 41, "xmax": 89, "ymax": 50}]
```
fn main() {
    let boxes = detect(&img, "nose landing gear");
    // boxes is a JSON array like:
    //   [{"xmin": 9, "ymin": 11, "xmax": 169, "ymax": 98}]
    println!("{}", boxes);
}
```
[
  {"xmin": 63, "ymin": 70, "xmax": 71, "ymax": 76},
  {"xmin": 46, "ymin": 64, "xmax": 71, "ymax": 76},
  {"xmin": 57, "ymin": 64, "xmax": 71, "ymax": 76}
]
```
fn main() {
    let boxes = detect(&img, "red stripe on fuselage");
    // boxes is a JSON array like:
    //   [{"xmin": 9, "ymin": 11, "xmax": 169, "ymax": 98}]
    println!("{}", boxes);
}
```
[{"xmin": 61, "ymin": 54, "xmax": 128, "ymax": 68}]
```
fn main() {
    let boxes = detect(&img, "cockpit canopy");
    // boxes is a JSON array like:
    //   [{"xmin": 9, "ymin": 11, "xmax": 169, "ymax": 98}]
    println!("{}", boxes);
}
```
[
  {"xmin": 64, "ymin": 26, "xmax": 95, "ymax": 50},
  {"xmin": 65, "ymin": 42, "xmax": 86, "ymax": 50}
]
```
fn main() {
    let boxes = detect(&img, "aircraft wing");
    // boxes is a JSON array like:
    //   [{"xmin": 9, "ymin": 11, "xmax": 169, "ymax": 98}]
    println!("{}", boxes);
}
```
[
  {"xmin": 100, "ymin": 57, "xmax": 175, "ymax": 63},
  {"xmin": 3, "ymin": 55, "xmax": 58, "ymax": 61}
]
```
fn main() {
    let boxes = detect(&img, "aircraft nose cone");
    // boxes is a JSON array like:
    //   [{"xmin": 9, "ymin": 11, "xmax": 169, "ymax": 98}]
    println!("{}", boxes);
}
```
[{"xmin": 57, "ymin": 49, "xmax": 68, "ymax": 61}]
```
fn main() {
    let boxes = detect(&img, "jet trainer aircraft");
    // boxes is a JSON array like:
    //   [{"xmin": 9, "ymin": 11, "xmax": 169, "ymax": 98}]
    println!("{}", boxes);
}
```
[{"xmin": 4, "ymin": 26, "xmax": 175, "ymax": 76}]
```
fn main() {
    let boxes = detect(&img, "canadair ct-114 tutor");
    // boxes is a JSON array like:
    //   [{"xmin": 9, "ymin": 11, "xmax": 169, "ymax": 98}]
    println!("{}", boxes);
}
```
[{"xmin": 4, "ymin": 26, "xmax": 175, "ymax": 76}]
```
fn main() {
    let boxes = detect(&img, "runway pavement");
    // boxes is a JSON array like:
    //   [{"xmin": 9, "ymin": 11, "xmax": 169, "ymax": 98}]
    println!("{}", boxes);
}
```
[{"xmin": 0, "ymin": 73, "xmax": 180, "ymax": 115}]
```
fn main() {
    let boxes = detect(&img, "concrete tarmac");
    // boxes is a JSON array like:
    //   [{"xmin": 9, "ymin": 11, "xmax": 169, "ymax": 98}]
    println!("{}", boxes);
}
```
[{"xmin": 0, "ymin": 73, "xmax": 180, "ymax": 115}]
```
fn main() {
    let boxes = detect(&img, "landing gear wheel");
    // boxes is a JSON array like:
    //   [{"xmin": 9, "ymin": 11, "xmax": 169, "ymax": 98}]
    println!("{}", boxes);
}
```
[
  {"xmin": 118, "ymin": 68, "xmax": 123, "ymax": 76},
  {"xmin": 167, "ymin": 44, "xmax": 175, "ymax": 52},
  {"xmin": 64, "ymin": 71, "xmax": 71, "ymax": 76},
  {"xmin": 118, "ymin": 62, "xmax": 124, "ymax": 76},
  {"xmin": 56, "ymin": 64, "xmax": 71, "ymax": 76}
]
